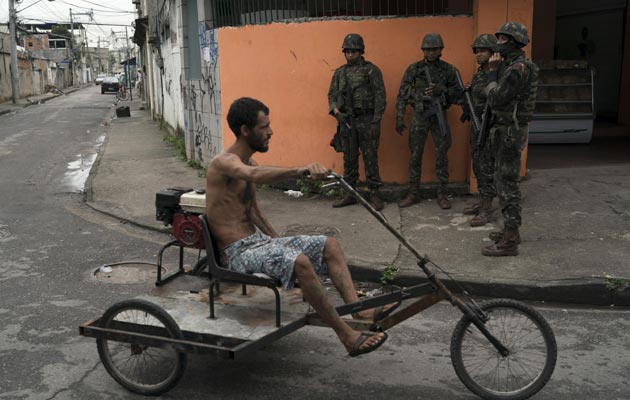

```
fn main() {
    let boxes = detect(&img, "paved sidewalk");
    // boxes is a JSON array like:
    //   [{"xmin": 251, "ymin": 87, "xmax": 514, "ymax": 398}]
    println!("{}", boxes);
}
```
[{"xmin": 85, "ymin": 98, "xmax": 630, "ymax": 306}]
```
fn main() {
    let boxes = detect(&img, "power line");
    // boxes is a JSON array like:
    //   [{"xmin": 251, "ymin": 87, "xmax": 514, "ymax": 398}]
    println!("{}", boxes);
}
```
[
  {"xmin": 19, "ymin": 17, "xmax": 132, "ymax": 27},
  {"xmin": 74, "ymin": 0, "xmax": 131, "ymax": 12},
  {"xmin": 56, "ymin": 0, "xmax": 133, "ymax": 14},
  {"xmin": 15, "ymin": 0, "xmax": 44, "ymax": 13},
  {"xmin": 36, "ymin": 0, "xmax": 68, "ymax": 22}
]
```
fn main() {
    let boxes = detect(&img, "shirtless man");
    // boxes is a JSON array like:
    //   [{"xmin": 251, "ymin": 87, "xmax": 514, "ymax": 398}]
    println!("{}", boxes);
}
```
[{"xmin": 205, "ymin": 97, "xmax": 393, "ymax": 357}]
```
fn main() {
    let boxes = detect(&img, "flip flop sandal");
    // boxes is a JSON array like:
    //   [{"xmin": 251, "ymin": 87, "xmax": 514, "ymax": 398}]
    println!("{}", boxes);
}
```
[{"xmin": 348, "ymin": 331, "xmax": 389, "ymax": 357}]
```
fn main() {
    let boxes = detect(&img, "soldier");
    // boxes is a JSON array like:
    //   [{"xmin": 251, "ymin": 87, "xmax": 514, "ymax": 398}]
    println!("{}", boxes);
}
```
[
  {"xmin": 462, "ymin": 34, "xmax": 498, "ymax": 227},
  {"xmin": 481, "ymin": 22, "xmax": 539, "ymax": 257},
  {"xmin": 395, "ymin": 33, "xmax": 461, "ymax": 209},
  {"xmin": 328, "ymin": 33, "xmax": 386, "ymax": 211}
]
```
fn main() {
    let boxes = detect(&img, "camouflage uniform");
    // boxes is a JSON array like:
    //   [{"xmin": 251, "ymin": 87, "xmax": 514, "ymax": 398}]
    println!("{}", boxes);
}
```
[
  {"xmin": 396, "ymin": 34, "xmax": 460, "ymax": 195},
  {"xmin": 328, "ymin": 35, "xmax": 386, "ymax": 191},
  {"xmin": 470, "ymin": 35, "xmax": 497, "ymax": 200},
  {"xmin": 485, "ymin": 23, "xmax": 539, "ymax": 231}
]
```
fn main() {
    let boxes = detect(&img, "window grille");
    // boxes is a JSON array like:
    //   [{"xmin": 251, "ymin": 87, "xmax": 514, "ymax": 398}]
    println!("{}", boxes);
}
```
[{"xmin": 209, "ymin": 0, "xmax": 472, "ymax": 28}]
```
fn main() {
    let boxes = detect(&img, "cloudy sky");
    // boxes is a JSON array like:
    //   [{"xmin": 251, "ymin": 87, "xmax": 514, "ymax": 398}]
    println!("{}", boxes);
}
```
[{"xmin": 0, "ymin": 0, "xmax": 136, "ymax": 49}]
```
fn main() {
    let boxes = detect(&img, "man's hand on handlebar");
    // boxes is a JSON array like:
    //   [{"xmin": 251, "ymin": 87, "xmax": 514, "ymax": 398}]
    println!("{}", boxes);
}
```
[{"xmin": 300, "ymin": 163, "xmax": 329, "ymax": 180}]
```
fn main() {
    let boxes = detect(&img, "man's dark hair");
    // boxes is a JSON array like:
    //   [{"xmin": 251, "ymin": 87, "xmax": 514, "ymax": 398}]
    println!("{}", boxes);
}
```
[{"xmin": 227, "ymin": 97, "xmax": 269, "ymax": 137}]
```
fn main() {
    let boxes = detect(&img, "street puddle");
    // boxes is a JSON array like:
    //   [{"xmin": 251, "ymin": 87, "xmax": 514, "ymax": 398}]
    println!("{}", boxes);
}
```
[{"xmin": 62, "ymin": 134, "xmax": 105, "ymax": 192}]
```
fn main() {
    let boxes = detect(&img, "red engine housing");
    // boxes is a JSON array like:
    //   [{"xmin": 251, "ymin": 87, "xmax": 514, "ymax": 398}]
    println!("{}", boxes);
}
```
[{"xmin": 172, "ymin": 211, "xmax": 204, "ymax": 249}]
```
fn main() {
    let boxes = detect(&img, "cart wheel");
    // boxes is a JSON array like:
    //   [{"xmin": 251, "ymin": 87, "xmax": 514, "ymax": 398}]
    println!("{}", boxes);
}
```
[
  {"xmin": 96, "ymin": 299, "xmax": 187, "ymax": 396},
  {"xmin": 450, "ymin": 299, "xmax": 557, "ymax": 400},
  {"xmin": 191, "ymin": 255, "xmax": 208, "ymax": 276}
]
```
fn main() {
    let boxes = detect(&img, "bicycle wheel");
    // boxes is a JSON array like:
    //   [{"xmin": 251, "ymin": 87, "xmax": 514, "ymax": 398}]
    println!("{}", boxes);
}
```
[
  {"xmin": 96, "ymin": 299, "xmax": 187, "ymax": 396},
  {"xmin": 450, "ymin": 299, "xmax": 557, "ymax": 400}
]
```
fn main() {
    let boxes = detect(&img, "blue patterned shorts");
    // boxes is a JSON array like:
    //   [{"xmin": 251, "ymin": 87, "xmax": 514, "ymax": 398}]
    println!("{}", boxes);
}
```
[{"xmin": 221, "ymin": 233, "xmax": 328, "ymax": 289}]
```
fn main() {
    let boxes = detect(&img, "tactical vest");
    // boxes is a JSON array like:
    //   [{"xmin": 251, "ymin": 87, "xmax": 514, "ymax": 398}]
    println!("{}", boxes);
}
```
[
  {"xmin": 411, "ymin": 60, "xmax": 452, "ymax": 108},
  {"xmin": 342, "ymin": 60, "xmax": 376, "ymax": 112},
  {"xmin": 493, "ymin": 54, "xmax": 539, "ymax": 125}
]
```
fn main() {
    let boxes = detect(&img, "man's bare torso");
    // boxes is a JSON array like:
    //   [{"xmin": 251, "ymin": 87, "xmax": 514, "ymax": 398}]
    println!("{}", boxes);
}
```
[{"xmin": 205, "ymin": 153, "xmax": 257, "ymax": 249}]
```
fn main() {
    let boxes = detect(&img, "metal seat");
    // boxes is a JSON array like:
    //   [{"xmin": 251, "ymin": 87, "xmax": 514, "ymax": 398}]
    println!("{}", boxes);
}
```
[{"xmin": 199, "ymin": 215, "xmax": 282, "ymax": 327}]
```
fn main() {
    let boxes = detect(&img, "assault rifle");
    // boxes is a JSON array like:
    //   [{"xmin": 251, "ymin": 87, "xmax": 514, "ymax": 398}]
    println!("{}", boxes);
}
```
[
  {"xmin": 423, "ymin": 66, "xmax": 450, "ymax": 137},
  {"xmin": 454, "ymin": 70, "xmax": 481, "ymax": 132},
  {"xmin": 477, "ymin": 100, "xmax": 492, "ymax": 148}
]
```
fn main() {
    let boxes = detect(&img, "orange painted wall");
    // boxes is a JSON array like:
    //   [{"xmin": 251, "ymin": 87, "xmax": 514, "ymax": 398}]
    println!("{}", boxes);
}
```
[
  {"xmin": 219, "ymin": 17, "xmax": 475, "ymax": 184},
  {"xmin": 218, "ymin": 1, "xmax": 535, "ymax": 187}
]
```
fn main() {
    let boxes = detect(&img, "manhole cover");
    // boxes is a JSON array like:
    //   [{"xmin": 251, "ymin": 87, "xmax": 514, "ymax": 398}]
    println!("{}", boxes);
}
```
[
  {"xmin": 282, "ymin": 224, "xmax": 340, "ymax": 237},
  {"xmin": 93, "ymin": 263, "xmax": 167, "ymax": 284}
]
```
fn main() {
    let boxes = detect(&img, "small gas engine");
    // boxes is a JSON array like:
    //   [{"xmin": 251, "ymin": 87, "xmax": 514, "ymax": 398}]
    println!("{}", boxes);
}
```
[{"xmin": 155, "ymin": 187, "xmax": 207, "ymax": 249}]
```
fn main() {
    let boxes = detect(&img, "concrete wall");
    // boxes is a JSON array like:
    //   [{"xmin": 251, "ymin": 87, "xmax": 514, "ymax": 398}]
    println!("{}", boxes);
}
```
[
  {"xmin": 180, "ymin": 0, "xmax": 222, "ymax": 164},
  {"xmin": 532, "ymin": 0, "xmax": 556, "ymax": 61},
  {"xmin": 0, "ymin": 48, "xmax": 67, "ymax": 103},
  {"xmin": 154, "ymin": 0, "xmax": 186, "ymax": 134}
]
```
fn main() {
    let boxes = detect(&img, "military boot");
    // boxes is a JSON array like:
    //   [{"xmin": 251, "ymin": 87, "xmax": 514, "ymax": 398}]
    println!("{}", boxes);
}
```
[
  {"xmin": 369, "ymin": 189, "xmax": 384, "ymax": 211},
  {"xmin": 482, "ymin": 227, "xmax": 520, "ymax": 256},
  {"xmin": 469, "ymin": 197, "xmax": 493, "ymax": 227},
  {"xmin": 489, "ymin": 229, "xmax": 521, "ymax": 244},
  {"xmin": 462, "ymin": 198, "xmax": 481, "ymax": 215},
  {"xmin": 398, "ymin": 193, "xmax": 420, "ymax": 208},
  {"xmin": 332, "ymin": 194, "xmax": 357, "ymax": 208},
  {"xmin": 437, "ymin": 184, "xmax": 451, "ymax": 210}
]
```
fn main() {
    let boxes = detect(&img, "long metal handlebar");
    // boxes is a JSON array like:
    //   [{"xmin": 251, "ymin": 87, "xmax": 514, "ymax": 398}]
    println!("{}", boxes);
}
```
[{"xmin": 323, "ymin": 172, "xmax": 509, "ymax": 355}]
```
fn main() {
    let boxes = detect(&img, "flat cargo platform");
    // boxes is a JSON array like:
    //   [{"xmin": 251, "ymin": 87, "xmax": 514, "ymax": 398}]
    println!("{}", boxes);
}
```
[{"xmin": 141, "ymin": 275, "xmax": 311, "ymax": 341}]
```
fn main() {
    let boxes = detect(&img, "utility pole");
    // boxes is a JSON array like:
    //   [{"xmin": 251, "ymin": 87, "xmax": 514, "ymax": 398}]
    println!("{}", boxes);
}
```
[
  {"xmin": 69, "ymin": 8, "xmax": 75, "ymax": 85},
  {"xmin": 97, "ymin": 36, "xmax": 101, "ymax": 73},
  {"xmin": 68, "ymin": 8, "xmax": 93, "ymax": 85},
  {"xmin": 124, "ymin": 26, "xmax": 131, "ymax": 90},
  {"xmin": 9, "ymin": 0, "xmax": 20, "ymax": 104}
]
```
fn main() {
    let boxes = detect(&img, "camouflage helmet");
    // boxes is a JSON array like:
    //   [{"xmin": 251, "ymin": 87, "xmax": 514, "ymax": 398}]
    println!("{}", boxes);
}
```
[
  {"xmin": 421, "ymin": 33, "xmax": 444, "ymax": 49},
  {"xmin": 472, "ymin": 34, "xmax": 497, "ymax": 53},
  {"xmin": 496, "ymin": 21, "xmax": 529, "ymax": 46},
  {"xmin": 341, "ymin": 33, "xmax": 365, "ymax": 51}
]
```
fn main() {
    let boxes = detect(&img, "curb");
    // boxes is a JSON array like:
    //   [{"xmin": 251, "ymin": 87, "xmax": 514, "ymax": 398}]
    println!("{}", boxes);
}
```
[
  {"xmin": 83, "ymin": 103, "xmax": 171, "ymax": 236},
  {"xmin": 84, "ymin": 201, "xmax": 172, "ymax": 234},
  {"xmin": 347, "ymin": 262, "xmax": 630, "ymax": 306}
]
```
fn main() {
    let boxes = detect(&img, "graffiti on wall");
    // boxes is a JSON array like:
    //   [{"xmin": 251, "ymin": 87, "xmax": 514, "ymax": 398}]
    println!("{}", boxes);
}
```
[{"xmin": 183, "ymin": 27, "xmax": 222, "ymax": 164}]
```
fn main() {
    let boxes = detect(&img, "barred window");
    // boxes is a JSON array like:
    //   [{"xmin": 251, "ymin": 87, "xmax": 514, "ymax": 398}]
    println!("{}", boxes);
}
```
[{"xmin": 210, "ymin": 0, "xmax": 472, "ymax": 28}]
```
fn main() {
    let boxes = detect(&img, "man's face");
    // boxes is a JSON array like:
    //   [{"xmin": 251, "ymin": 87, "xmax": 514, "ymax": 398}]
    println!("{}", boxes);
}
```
[
  {"xmin": 423, "ymin": 47, "xmax": 442, "ymax": 62},
  {"xmin": 496, "ymin": 34, "xmax": 515, "ymax": 56},
  {"xmin": 246, "ymin": 111, "xmax": 272, "ymax": 153},
  {"xmin": 474, "ymin": 48, "xmax": 493, "ymax": 65},
  {"xmin": 343, "ymin": 49, "xmax": 362, "ymax": 64}
]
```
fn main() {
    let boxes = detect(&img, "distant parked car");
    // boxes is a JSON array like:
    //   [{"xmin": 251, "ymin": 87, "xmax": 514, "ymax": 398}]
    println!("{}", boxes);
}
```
[
  {"xmin": 101, "ymin": 76, "xmax": 119, "ymax": 94},
  {"xmin": 95, "ymin": 73, "xmax": 106, "ymax": 85}
]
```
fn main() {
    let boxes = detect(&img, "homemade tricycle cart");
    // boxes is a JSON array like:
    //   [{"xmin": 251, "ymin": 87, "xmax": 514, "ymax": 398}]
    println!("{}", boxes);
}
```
[{"xmin": 80, "ymin": 173, "xmax": 557, "ymax": 399}]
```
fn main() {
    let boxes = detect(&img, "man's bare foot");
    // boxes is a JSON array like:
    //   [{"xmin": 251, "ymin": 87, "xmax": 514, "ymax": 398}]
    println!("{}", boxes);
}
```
[
  {"xmin": 345, "ymin": 331, "xmax": 388, "ymax": 357},
  {"xmin": 353, "ymin": 301, "xmax": 401, "ymax": 322}
]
